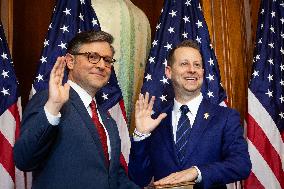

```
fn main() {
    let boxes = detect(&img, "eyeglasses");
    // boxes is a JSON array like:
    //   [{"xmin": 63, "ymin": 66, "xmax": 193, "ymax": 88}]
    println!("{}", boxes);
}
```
[{"xmin": 72, "ymin": 52, "xmax": 116, "ymax": 68}]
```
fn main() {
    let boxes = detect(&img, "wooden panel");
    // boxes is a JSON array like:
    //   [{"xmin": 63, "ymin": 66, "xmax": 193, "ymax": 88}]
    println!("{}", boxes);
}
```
[
  {"xmin": 202, "ymin": 0, "xmax": 252, "ymax": 120},
  {"xmin": 13, "ymin": 0, "xmax": 55, "ymax": 106},
  {"xmin": 0, "ymin": 0, "xmax": 13, "ymax": 51}
]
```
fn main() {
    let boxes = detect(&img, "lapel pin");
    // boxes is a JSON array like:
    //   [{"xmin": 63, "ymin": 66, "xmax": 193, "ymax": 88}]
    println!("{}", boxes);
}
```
[{"xmin": 204, "ymin": 113, "xmax": 209, "ymax": 119}]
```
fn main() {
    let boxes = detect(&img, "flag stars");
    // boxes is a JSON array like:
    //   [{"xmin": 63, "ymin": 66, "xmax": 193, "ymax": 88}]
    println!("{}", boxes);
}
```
[
  {"xmin": 160, "ymin": 95, "xmax": 167, "ymax": 102},
  {"xmin": 207, "ymin": 91, "xmax": 214, "ymax": 98},
  {"xmin": 80, "ymin": 0, "xmax": 85, "ymax": 4},
  {"xmin": 102, "ymin": 93, "xmax": 108, "ymax": 100},
  {"xmin": 196, "ymin": 20, "xmax": 203, "ymax": 28},
  {"xmin": 149, "ymin": 57, "xmax": 155, "ymax": 63},
  {"xmin": 182, "ymin": 32, "xmax": 188, "ymax": 38},
  {"xmin": 1, "ymin": 52, "xmax": 8, "ymax": 59},
  {"xmin": 40, "ymin": 56, "xmax": 47, "ymax": 63},
  {"xmin": 267, "ymin": 58, "xmax": 274, "ymax": 65},
  {"xmin": 145, "ymin": 73, "xmax": 152, "ymax": 81},
  {"xmin": 164, "ymin": 42, "xmax": 172, "ymax": 51},
  {"xmin": 168, "ymin": 27, "xmax": 175, "ymax": 33},
  {"xmin": 152, "ymin": 40, "xmax": 158, "ymax": 47},
  {"xmin": 79, "ymin": 13, "xmax": 84, "ymax": 21},
  {"xmin": 279, "ymin": 112, "xmax": 284, "ymax": 119},
  {"xmin": 258, "ymin": 38, "xmax": 262, "ymax": 44},
  {"xmin": 280, "ymin": 95, "xmax": 284, "ymax": 103},
  {"xmin": 156, "ymin": 23, "xmax": 161, "ymax": 30},
  {"xmin": 261, "ymin": 9, "xmax": 264, "ymax": 14},
  {"xmin": 63, "ymin": 8, "xmax": 71, "ymax": 15},
  {"xmin": 48, "ymin": 23, "xmax": 52, "ymax": 30},
  {"xmin": 169, "ymin": 10, "xmax": 177, "ymax": 17},
  {"xmin": 92, "ymin": 18, "xmax": 98, "ymax": 26},
  {"xmin": 36, "ymin": 74, "xmax": 44, "ymax": 82},
  {"xmin": 280, "ymin": 64, "xmax": 284, "ymax": 71},
  {"xmin": 261, "ymin": 24, "xmax": 264, "ymax": 29},
  {"xmin": 1, "ymin": 70, "xmax": 9, "ymax": 78},
  {"xmin": 280, "ymin": 79, "xmax": 284, "ymax": 86},
  {"xmin": 252, "ymin": 70, "xmax": 259, "ymax": 78},
  {"xmin": 183, "ymin": 16, "xmax": 190, "ymax": 23},
  {"xmin": 206, "ymin": 74, "xmax": 214, "ymax": 81},
  {"xmin": 163, "ymin": 59, "xmax": 168, "ymax": 67},
  {"xmin": 43, "ymin": 39, "xmax": 49, "ymax": 47},
  {"xmin": 269, "ymin": 26, "xmax": 275, "ymax": 33},
  {"xmin": 280, "ymin": 47, "xmax": 284, "ymax": 55},
  {"xmin": 58, "ymin": 41, "xmax": 67, "ymax": 49},
  {"xmin": 1, "ymin": 87, "xmax": 10, "ymax": 96},
  {"xmin": 60, "ymin": 25, "xmax": 69, "ymax": 33},
  {"xmin": 281, "ymin": 2, "xmax": 284, "ymax": 7},
  {"xmin": 185, "ymin": 0, "xmax": 191, "ymax": 6},
  {"xmin": 280, "ymin": 17, "xmax": 284, "ymax": 24},
  {"xmin": 255, "ymin": 54, "xmax": 260, "ymax": 61},
  {"xmin": 271, "ymin": 11, "xmax": 276, "ymax": 18},
  {"xmin": 268, "ymin": 42, "xmax": 274, "ymax": 48},
  {"xmin": 196, "ymin": 36, "xmax": 201, "ymax": 43},
  {"xmin": 160, "ymin": 76, "xmax": 169, "ymax": 84},
  {"xmin": 281, "ymin": 32, "xmax": 284, "ymax": 39},
  {"xmin": 208, "ymin": 58, "xmax": 214, "ymax": 66},
  {"xmin": 267, "ymin": 74, "xmax": 273, "ymax": 82},
  {"xmin": 265, "ymin": 89, "xmax": 273, "ymax": 98}
]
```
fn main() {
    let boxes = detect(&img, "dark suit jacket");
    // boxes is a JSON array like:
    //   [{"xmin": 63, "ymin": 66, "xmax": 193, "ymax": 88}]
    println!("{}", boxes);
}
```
[
  {"xmin": 129, "ymin": 99, "xmax": 251, "ymax": 189},
  {"xmin": 14, "ymin": 89, "xmax": 139, "ymax": 189}
]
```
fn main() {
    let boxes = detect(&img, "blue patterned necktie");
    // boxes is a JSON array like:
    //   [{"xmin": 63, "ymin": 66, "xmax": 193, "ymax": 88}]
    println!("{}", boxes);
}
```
[{"xmin": 176, "ymin": 105, "xmax": 191, "ymax": 163}]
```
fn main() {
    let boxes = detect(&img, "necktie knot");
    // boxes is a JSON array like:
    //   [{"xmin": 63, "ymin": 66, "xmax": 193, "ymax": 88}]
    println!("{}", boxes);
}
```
[{"xmin": 180, "ymin": 105, "xmax": 189, "ymax": 115}]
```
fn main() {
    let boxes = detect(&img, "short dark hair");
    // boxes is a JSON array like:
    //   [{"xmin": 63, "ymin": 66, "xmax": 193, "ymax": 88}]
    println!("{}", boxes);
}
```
[
  {"xmin": 67, "ymin": 30, "xmax": 115, "ymax": 55},
  {"xmin": 167, "ymin": 40, "xmax": 201, "ymax": 67}
]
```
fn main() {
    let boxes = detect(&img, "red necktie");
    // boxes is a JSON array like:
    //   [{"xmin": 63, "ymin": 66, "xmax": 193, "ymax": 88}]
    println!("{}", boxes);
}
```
[{"xmin": 90, "ymin": 100, "xmax": 109, "ymax": 165}]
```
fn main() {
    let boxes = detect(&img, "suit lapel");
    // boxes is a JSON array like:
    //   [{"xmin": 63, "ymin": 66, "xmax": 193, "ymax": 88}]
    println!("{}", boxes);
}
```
[
  {"xmin": 184, "ymin": 99, "xmax": 216, "ymax": 160},
  {"xmin": 69, "ymin": 89, "xmax": 107, "ymax": 166}
]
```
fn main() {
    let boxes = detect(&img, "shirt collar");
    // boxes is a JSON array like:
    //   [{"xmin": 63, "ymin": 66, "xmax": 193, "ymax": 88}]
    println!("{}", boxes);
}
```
[
  {"xmin": 173, "ymin": 93, "xmax": 203, "ymax": 116},
  {"xmin": 67, "ymin": 80, "xmax": 95, "ymax": 108}
]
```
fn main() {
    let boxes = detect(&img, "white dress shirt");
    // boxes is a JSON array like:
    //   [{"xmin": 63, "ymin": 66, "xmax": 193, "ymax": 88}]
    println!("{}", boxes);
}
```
[{"xmin": 44, "ymin": 80, "xmax": 111, "ymax": 158}]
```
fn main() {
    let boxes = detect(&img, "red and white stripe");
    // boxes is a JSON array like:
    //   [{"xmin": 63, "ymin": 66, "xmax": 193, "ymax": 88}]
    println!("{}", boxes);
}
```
[
  {"xmin": 108, "ymin": 99, "xmax": 131, "ymax": 172},
  {"xmin": 244, "ymin": 89, "xmax": 284, "ymax": 189},
  {"xmin": 0, "ymin": 98, "xmax": 25, "ymax": 189}
]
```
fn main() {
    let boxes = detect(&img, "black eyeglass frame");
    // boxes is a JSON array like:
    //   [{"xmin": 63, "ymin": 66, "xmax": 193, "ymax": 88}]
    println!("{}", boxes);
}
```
[{"xmin": 71, "ymin": 52, "xmax": 116, "ymax": 68}]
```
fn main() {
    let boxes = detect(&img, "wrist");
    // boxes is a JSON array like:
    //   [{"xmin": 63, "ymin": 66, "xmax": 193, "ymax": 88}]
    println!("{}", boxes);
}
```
[{"xmin": 45, "ymin": 100, "xmax": 62, "ymax": 116}]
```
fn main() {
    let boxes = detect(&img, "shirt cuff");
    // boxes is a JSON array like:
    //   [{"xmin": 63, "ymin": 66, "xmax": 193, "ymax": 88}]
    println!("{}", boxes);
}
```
[
  {"xmin": 44, "ymin": 106, "xmax": 61, "ymax": 126},
  {"xmin": 193, "ymin": 166, "xmax": 202, "ymax": 183},
  {"xmin": 132, "ymin": 128, "xmax": 151, "ymax": 141}
]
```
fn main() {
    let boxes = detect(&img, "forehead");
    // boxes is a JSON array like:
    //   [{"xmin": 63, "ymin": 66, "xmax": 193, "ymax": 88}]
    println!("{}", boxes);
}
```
[
  {"xmin": 78, "ymin": 41, "xmax": 113, "ymax": 55},
  {"xmin": 174, "ymin": 47, "xmax": 202, "ymax": 61}
]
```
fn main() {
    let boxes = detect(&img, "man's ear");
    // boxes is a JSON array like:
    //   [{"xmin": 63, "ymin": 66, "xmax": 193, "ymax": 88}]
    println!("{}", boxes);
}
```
[
  {"xmin": 165, "ymin": 66, "xmax": 171, "ymax": 79},
  {"xmin": 65, "ymin": 53, "xmax": 75, "ymax": 70}
]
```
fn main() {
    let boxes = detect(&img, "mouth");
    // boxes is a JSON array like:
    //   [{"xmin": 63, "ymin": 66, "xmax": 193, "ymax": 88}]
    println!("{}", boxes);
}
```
[{"xmin": 184, "ymin": 76, "xmax": 198, "ymax": 81}]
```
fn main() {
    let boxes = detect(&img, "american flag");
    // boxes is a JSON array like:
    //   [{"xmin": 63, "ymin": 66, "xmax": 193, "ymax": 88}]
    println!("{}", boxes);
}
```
[
  {"xmin": 0, "ymin": 22, "xmax": 25, "ymax": 188},
  {"xmin": 141, "ymin": 0, "xmax": 226, "ymax": 118},
  {"xmin": 244, "ymin": 0, "xmax": 284, "ymax": 188},
  {"xmin": 32, "ymin": 0, "xmax": 130, "ymax": 172}
]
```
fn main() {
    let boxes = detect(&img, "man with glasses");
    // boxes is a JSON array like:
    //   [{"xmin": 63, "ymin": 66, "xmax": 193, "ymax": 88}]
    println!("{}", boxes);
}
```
[{"xmin": 14, "ymin": 30, "xmax": 139, "ymax": 189}]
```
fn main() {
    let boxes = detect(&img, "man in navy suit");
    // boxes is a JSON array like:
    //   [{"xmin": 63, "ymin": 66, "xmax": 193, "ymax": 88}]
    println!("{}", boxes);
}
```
[
  {"xmin": 128, "ymin": 40, "xmax": 251, "ymax": 189},
  {"xmin": 14, "ymin": 30, "xmax": 139, "ymax": 189}
]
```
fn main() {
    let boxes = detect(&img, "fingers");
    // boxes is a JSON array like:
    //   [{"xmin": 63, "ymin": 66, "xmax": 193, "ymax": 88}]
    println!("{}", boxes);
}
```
[{"xmin": 50, "ymin": 56, "xmax": 66, "ymax": 84}]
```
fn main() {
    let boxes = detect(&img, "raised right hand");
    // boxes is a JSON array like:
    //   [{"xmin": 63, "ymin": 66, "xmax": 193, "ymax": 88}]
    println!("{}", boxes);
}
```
[
  {"xmin": 135, "ymin": 92, "xmax": 167, "ymax": 134},
  {"xmin": 45, "ymin": 56, "xmax": 70, "ymax": 115}
]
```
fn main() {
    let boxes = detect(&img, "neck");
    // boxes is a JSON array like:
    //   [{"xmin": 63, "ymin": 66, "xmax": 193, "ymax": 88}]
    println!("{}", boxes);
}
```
[{"xmin": 175, "ymin": 91, "xmax": 200, "ymax": 104}]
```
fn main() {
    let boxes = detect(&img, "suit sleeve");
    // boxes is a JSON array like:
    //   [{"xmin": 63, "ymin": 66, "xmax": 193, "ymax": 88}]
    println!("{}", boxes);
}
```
[
  {"xmin": 128, "ymin": 137, "xmax": 154, "ymax": 187},
  {"xmin": 198, "ymin": 109, "xmax": 252, "ymax": 188},
  {"xmin": 13, "ymin": 92, "xmax": 59, "ymax": 171}
]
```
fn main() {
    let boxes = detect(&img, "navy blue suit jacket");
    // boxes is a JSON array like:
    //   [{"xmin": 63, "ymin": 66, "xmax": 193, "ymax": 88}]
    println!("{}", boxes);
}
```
[
  {"xmin": 14, "ymin": 89, "xmax": 139, "ymax": 189},
  {"xmin": 129, "ymin": 99, "xmax": 251, "ymax": 189}
]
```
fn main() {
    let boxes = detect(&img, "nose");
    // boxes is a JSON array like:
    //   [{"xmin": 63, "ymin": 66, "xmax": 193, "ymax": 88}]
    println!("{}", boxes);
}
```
[
  {"xmin": 186, "ymin": 64, "xmax": 195, "ymax": 73},
  {"xmin": 95, "ymin": 58, "xmax": 106, "ymax": 69}
]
